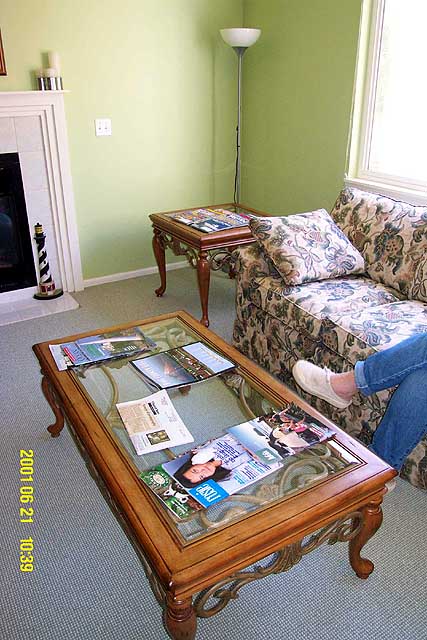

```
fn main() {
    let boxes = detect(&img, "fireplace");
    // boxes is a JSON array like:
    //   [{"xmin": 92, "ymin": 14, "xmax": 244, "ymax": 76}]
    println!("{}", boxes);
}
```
[
  {"xmin": 0, "ymin": 153, "xmax": 37, "ymax": 293},
  {"xmin": 0, "ymin": 91, "xmax": 83, "ymax": 301}
]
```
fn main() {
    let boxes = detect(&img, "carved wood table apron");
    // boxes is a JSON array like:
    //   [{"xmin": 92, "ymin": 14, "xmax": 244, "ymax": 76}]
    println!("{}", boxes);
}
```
[
  {"xmin": 149, "ymin": 203, "xmax": 266, "ymax": 327},
  {"xmin": 33, "ymin": 310, "xmax": 397, "ymax": 640}
]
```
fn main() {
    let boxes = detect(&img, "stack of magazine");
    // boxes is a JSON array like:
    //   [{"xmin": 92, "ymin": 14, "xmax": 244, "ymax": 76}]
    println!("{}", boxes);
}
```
[
  {"xmin": 49, "ymin": 326, "xmax": 156, "ymax": 371},
  {"xmin": 138, "ymin": 403, "xmax": 335, "ymax": 520},
  {"xmin": 169, "ymin": 207, "xmax": 254, "ymax": 233}
]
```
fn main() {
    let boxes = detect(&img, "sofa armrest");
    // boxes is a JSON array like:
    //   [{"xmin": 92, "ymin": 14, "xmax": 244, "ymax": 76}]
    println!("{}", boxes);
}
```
[{"xmin": 233, "ymin": 242, "xmax": 281, "ymax": 282}]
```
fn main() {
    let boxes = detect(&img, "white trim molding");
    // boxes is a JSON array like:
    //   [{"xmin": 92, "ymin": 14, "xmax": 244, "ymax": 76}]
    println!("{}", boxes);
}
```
[
  {"xmin": 347, "ymin": 0, "xmax": 427, "ymax": 204},
  {"xmin": 0, "ymin": 91, "xmax": 84, "ymax": 293},
  {"xmin": 345, "ymin": 177, "xmax": 427, "ymax": 207},
  {"xmin": 84, "ymin": 260, "xmax": 188, "ymax": 288}
]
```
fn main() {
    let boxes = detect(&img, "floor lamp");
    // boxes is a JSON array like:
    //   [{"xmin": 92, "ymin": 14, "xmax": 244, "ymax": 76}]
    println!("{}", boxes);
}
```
[{"xmin": 220, "ymin": 28, "xmax": 261, "ymax": 204}]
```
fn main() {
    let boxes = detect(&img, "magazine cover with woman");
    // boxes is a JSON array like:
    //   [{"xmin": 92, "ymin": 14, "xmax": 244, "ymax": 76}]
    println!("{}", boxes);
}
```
[{"xmin": 161, "ymin": 433, "xmax": 281, "ymax": 508}]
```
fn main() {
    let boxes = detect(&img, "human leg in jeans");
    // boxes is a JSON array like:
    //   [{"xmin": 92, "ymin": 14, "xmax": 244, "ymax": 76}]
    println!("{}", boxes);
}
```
[{"xmin": 292, "ymin": 334, "xmax": 427, "ymax": 470}]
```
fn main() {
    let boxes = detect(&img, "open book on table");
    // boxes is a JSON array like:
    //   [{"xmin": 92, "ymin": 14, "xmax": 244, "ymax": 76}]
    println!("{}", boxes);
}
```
[{"xmin": 131, "ymin": 341, "xmax": 235, "ymax": 390}]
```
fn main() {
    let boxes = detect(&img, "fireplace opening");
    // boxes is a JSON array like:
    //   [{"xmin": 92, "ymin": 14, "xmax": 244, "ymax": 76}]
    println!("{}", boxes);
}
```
[{"xmin": 0, "ymin": 153, "xmax": 37, "ymax": 294}]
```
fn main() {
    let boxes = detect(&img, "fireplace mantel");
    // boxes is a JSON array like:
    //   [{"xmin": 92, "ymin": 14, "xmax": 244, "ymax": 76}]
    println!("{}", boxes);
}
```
[{"xmin": 0, "ymin": 91, "xmax": 83, "ymax": 295}]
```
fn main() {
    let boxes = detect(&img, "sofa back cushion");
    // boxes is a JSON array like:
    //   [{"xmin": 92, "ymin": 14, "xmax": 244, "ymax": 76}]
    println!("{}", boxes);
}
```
[
  {"xmin": 249, "ymin": 208, "xmax": 365, "ymax": 286},
  {"xmin": 331, "ymin": 187, "xmax": 427, "ymax": 297}
]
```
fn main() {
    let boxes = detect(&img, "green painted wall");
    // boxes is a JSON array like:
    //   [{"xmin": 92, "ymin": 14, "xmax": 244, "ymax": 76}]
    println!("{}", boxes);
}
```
[
  {"xmin": 1, "ymin": 1, "xmax": 363, "ymax": 280},
  {"xmin": 1, "ymin": 0, "xmax": 242, "ymax": 279},
  {"xmin": 242, "ymin": 0, "xmax": 362, "ymax": 214}
]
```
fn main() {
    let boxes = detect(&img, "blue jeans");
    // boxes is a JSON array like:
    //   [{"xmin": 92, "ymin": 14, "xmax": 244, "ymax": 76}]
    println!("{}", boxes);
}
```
[{"xmin": 354, "ymin": 334, "xmax": 427, "ymax": 470}]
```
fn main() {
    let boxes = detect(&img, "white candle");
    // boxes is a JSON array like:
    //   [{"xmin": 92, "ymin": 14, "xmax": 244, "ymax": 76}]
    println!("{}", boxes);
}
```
[
  {"xmin": 47, "ymin": 51, "xmax": 61, "ymax": 75},
  {"xmin": 44, "ymin": 67, "xmax": 56, "ymax": 78}
]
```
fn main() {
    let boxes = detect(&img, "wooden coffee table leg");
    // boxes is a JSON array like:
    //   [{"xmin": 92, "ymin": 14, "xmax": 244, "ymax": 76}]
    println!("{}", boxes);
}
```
[
  {"xmin": 41, "ymin": 375, "xmax": 65, "ymax": 437},
  {"xmin": 164, "ymin": 594, "xmax": 197, "ymax": 640},
  {"xmin": 153, "ymin": 228, "xmax": 167, "ymax": 296},
  {"xmin": 197, "ymin": 249, "xmax": 210, "ymax": 327},
  {"xmin": 349, "ymin": 498, "xmax": 383, "ymax": 579}
]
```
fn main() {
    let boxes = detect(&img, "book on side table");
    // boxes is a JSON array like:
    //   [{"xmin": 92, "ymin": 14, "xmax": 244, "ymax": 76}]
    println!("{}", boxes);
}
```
[{"xmin": 169, "ymin": 206, "xmax": 254, "ymax": 233}]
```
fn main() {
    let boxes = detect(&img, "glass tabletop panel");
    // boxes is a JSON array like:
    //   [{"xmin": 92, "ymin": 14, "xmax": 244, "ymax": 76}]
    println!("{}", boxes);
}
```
[{"xmin": 73, "ymin": 317, "xmax": 360, "ymax": 542}]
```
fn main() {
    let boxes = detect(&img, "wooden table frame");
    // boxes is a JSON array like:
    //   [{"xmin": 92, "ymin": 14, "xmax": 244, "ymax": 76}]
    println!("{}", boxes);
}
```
[
  {"xmin": 33, "ymin": 310, "xmax": 396, "ymax": 640},
  {"xmin": 149, "ymin": 203, "xmax": 266, "ymax": 327}
]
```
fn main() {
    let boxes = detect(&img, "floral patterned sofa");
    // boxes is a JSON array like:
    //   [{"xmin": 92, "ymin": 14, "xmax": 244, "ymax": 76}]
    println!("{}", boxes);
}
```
[{"xmin": 233, "ymin": 187, "xmax": 427, "ymax": 491}]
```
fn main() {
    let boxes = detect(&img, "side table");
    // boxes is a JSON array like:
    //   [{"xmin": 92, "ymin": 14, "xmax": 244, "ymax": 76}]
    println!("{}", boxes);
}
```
[{"xmin": 149, "ymin": 203, "xmax": 266, "ymax": 326}]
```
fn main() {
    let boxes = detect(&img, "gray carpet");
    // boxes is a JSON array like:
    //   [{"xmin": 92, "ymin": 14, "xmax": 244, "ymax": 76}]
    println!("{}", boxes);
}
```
[{"xmin": 1, "ymin": 268, "xmax": 426, "ymax": 640}]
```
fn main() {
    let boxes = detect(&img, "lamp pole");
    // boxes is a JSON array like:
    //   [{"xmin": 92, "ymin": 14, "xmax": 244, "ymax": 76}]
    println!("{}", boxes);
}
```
[
  {"xmin": 235, "ymin": 47, "xmax": 244, "ymax": 204},
  {"xmin": 220, "ymin": 28, "xmax": 261, "ymax": 205}
]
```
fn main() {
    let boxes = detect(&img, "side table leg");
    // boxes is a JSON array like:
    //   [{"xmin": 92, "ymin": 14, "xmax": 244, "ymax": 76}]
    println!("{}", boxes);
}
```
[
  {"xmin": 164, "ymin": 594, "xmax": 197, "ymax": 640},
  {"xmin": 197, "ymin": 249, "xmax": 210, "ymax": 327},
  {"xmin": 153, "ymin": 228, "xmax": 167, "ymax": 297},
  {"xmin": 228, "ymin": 248, "xmax": 236, "ymax": 279},
  {"xmin": 41, "ymin": 376, "xmax": 65, "ymax": 437},
  {"xmin": 349, "ymin": 498, "xmax": 383, "ymax": 579}
]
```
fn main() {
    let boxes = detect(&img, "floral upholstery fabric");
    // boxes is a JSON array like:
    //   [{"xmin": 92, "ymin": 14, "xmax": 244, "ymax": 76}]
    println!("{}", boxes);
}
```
[
  {"xmin": 250, "ymin": 275, "xmax": 403, "ymax": 328},
  {"xmin": 233, "ymin": 188, "xmax": 427, "ymax": 491},
  {"xmin": 249, "ymin": 208, "xmax": 365, "ymax": 285},
  {"xmin": 409, "ymin": 255, "xmax": 427, "ymax": 303},
  {"xmin": 328, "ymin": 300, "xmax": 427, "ymax": 350},
  {"xmin": 331, "ymin": 187, "xmax": 427, "ymax": 298}
]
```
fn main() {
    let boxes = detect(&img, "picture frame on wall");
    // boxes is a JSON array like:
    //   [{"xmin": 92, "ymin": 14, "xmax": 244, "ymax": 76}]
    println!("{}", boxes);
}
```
[{"xmin": 0, "ymin": 30, "xmax": 7, "ymax": 76}]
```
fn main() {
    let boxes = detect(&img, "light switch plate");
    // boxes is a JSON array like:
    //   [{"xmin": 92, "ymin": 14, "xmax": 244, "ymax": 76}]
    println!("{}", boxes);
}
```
[{"xmin": 95, "ymin": 118, "xmax": 112, "ymax": 136}]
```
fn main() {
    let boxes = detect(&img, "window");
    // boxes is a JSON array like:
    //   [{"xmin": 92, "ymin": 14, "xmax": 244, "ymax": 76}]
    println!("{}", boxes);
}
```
[{"xmin": 347, "ymin": 0, "xmax": 427, "ymax": 203}]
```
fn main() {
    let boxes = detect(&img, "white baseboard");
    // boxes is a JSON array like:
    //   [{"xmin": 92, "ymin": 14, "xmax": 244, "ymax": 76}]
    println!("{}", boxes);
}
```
[{"xmin": 83, "ymin": 260, "xmax": 188, "ymax": 288}]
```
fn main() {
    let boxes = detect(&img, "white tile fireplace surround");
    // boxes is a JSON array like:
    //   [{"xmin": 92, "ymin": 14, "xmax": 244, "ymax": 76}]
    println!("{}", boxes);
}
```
[{"xmin": 0, "ymin": 91, "xmax": 83, "ymax": 308}]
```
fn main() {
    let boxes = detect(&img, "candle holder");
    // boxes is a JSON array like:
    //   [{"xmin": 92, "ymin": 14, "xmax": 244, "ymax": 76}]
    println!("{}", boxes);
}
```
[{"xmin": 37, "ymin": 76, "xmax": 63, "ymax": 91}]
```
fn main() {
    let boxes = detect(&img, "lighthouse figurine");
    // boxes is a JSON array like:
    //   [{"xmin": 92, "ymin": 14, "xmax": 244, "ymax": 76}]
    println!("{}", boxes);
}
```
[{"xmin": 33, "ymin": 223, "xmax": 63, "ymax": 300}]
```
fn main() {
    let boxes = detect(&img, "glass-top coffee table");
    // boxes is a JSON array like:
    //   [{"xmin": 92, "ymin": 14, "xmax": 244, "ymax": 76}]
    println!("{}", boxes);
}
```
[{"xmin": 33, "ymin": 310, "xmax": 396, "ymax": 640}]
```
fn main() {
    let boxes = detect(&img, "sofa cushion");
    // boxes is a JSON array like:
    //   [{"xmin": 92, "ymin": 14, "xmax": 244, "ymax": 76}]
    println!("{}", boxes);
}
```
[
  {"xmin": 243, "ymin": 274, "xmax": 403, "ymax": 361},
  {"xmin": 327, "ymin": 300, "xmax": 427, "ymax": 350},
  {"xmin": 331, "ymin": 187, "xmax": 427, "ymax": 297},
  {"xmin": 250, "ymin": 275, "xmax": 404, "ymax": 321},
  {"xmin": 249, "ymin": 208, "xmax": 365, "ymax": 285}
]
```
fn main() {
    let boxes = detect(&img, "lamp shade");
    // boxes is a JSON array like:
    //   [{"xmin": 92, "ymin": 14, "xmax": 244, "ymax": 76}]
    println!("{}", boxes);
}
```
[{"xmin": 220, "ymin": 28, "xmax": 261, "ymax": 48}]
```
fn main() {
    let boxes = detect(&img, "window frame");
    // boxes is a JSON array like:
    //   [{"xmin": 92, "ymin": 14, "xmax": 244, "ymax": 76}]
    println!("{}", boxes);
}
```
[{"xmin": 346, "ymin": 0, "xmax": 427, "ymax": 205}]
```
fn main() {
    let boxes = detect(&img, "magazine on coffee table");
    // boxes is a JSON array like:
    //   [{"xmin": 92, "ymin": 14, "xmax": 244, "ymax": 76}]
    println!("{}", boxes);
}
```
[
  {"xmin": 159, "ymin": 433, "xmax": 281, "ymax": 509},
  {"xmin": 50, "ymin": 326, "xmax": 156, "ymax": 370},
  {"xmin": 228, "ymin": 403, "xmax": 335, "ymax": 464},
  {"xmin": 116, "ymin": 389, "xmax": 194, "ymax": 455},
  {"xmin": 131, "ymin": 341, "xmax": 235, "ymax": 390},
  {"xmin": 140, "ymin": 465, "xmax": 204, "ymax": 520}
]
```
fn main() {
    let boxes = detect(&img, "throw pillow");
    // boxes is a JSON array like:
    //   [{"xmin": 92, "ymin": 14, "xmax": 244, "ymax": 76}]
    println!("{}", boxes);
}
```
[{"xmin": 250, "ymin": 208, "xmax": 365, "ymax": 285}]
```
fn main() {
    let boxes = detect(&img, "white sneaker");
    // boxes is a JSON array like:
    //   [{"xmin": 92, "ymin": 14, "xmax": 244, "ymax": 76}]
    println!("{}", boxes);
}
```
[
  {"xmin": 385, "ymin": 478, "xmax": 397, "ymax": 493},
  {"xmin": 292, "ymin": 361, "xmax": 352, "ymax": 410}
]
